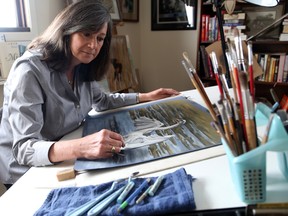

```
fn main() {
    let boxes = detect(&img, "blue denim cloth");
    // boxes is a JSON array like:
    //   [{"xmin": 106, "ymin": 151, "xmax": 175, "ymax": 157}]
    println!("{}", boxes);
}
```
[{"xmin": 34, "ymin": 168, "xmax": 196, "ymax": 216}]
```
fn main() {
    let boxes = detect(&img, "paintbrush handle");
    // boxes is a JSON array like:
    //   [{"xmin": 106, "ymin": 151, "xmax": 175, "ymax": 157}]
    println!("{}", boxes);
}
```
[
  {"xmin": 245, "ymin": 119, "xmax": 258, "ymax": 151},
  {"xmin": 228, "ymin": 117, "xmax": 242, "ymax": 156},
  {"xmin": 249, "ymin": 65, "xmax": 255, "ymax": 102},
  {"xmin": 223, "ymin": 123, "xmax": 237, "ymax": 155}
]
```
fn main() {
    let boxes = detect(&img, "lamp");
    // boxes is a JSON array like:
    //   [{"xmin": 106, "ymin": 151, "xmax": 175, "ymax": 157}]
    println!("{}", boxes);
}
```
[
  {"xmin": 244, "ymin": 0, "xmax": 279, "ymax": 7},
  {"xmin": 212, "ymin": 0, "xmax": 280, "ymax": 87}
]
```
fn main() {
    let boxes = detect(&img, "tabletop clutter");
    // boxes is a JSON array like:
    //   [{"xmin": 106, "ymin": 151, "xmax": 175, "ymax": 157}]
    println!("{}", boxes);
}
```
[{"xmin": 34, "ymin": 168, "xmax": 196, "ymax": 216}]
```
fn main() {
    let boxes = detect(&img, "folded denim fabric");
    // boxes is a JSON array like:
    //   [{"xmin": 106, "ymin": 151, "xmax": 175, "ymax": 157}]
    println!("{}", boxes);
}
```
[{"xmin": 34, "ymin": 168, "xmax": 196, "ymax": 216}]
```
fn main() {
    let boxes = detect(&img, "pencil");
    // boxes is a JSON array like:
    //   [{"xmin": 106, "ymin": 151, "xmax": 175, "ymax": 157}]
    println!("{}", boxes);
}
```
[
  {"xmin": 261, "ymin": 114, "xmax": 275, "ymax": 144},
  {"xmin": 117, "ymin": 178, "xmax": 151, "ymax": 213}
]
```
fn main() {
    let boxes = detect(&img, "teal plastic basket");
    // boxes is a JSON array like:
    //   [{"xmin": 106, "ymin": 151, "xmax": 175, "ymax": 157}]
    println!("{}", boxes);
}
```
[{"xmin": 222, "ymin": 103, "xmax": 288, "ymax": 204}]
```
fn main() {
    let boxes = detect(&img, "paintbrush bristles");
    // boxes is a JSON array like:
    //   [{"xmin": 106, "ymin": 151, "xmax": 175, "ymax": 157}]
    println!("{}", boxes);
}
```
[{"xmin": 183, "ymin": 52, "xmax": 196, "ymax": 71}]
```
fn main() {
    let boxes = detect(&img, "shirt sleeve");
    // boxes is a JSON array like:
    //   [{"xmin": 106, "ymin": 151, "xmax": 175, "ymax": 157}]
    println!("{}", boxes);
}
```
[{"xmin": 91, "ymin": 82, "xmax": 138, "ymax": 111}]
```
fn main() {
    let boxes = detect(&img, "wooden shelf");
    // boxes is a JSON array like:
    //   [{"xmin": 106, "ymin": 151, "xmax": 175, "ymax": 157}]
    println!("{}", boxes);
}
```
[
  {"xmin": 254, "ymin": 81, "xmax": 288, "ymax": 104},
  {"xmin": 252, "ymin": 41, "xmax": 288, "ymax": 54}
]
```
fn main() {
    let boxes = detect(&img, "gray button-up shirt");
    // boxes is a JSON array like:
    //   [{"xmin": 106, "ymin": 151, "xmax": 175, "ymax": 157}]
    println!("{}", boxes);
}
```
[{"xmin": 0, "ymin": 50, "xmax": 137, "ymax": 184}]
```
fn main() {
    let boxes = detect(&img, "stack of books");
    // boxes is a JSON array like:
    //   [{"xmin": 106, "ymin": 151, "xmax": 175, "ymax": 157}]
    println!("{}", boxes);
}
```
[
  {"xmin": 223, "ymin": 12, "xmax": 247, "ymax": 41},
  {"xmin": 279, "ymin": 18, "xmax": 288, "ymax": 41}
]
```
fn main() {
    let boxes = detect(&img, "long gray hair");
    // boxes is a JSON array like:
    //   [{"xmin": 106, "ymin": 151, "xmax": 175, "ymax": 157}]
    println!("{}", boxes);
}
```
[{"xmin": 28, "ymin": 0, "xmax": 112, "ymax": 81}]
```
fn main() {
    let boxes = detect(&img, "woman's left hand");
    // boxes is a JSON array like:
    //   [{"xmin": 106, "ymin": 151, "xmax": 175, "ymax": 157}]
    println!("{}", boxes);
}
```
[{"xmin": 138, "ymin": 88, "xmax": 180, "ymax": 103}]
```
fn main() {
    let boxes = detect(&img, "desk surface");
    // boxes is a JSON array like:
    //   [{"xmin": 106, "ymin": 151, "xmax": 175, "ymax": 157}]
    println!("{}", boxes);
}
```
[{"xmin": 0, "ymin": 86, "xmax": 288, "ymax": 216}]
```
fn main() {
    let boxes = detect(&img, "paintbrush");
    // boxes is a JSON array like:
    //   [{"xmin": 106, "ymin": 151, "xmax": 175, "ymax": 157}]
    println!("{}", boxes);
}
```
[
  {"xmin": 247, "ymin": 41, "xmax": 255, "ymax": 102},
  {"xmin": 182, "ymin": 52, "xmax": 219, "ymax": 123},
  {"xmin": 227, "ymin": 38, "xmax": 248, "ymax": 150},
  {"xmin": 261, "ymin": 113, "xmax": 275, "ymax": 144},
  {"xmin": 239, "ymin": 72, "xmax": 258, "ymax": 151},
  {"xmin": 217, "ymin": 99, "xmax": 236, "ymax": 155},
  {"xmin": 210, "ymin": 52, "xmax": 224, "ymax": 99},
  {"xmin": 225, "ymin": 48, "xmax": 239, "ymax": 104},
  {"xmin": 233, "ymin": 28, "xmax": 246, "ymax": 72}
]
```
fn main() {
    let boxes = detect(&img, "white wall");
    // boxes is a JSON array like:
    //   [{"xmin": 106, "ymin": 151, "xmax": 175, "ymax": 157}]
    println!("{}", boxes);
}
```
[{"xmin": 117, "ymin": 1, "xmax": 200, "ymax": 92}]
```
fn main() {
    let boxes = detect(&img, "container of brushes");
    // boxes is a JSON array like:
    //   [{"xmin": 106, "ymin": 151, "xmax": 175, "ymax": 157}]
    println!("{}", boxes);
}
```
[{"xmin": 222, "ymin": 102, "xmax": 288, "ymax": 204}]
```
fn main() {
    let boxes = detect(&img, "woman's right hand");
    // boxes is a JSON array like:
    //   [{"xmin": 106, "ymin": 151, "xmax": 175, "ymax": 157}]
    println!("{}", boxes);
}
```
[
  {"xmin": 79, "ymin": 129, "xmax": 125, "ymax": 159},
  {"xmin": 48, "ymin": 129, "xmax": 125, "ymax": 163}
]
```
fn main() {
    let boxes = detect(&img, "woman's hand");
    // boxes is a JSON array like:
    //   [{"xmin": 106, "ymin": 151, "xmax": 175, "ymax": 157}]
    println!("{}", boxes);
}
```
[
  {"xmin": 49, "ymin": 129, "xmax": 125, "ymax": 162},
  {"xmin": 79, "ymin": 129, "xmax": 125, "ymax": 159},
  {"xmin": 138, "ymin": 88, "xmax": 180, "ymax": 103}
]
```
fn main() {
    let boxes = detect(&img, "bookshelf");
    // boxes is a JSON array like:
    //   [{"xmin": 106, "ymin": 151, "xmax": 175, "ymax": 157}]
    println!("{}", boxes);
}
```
[{"xmin": 197, "ymin": 0, "xmax": 288, "ymax": 104}]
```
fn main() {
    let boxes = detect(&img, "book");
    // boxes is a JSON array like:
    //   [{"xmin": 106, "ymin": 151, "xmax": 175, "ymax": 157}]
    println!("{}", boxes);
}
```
[
  {"xmin": 201, "ymin": 14, "xmax": 207, "ymax": 42},
  {"xmin": 279, "ymin": 33, "xmax": 288, "ymax": 41},
  {"xmin": 0, "ymin": 42, "xmax": 20, "ymax": 79},
  {"xmin": 223, "ymin": 13, "xmax": 245, "ymax": 20},
  {"xmin": 277, "ymin": 54, "xmax": 286, "ymax": 82},
  {"xmin": 280, "ymin": 94, "xmax": 288, "ymax": 111},
  {"xmin": 200, "ymin": 45, "xmax": 214, "ymax": 78},
  {"xmin": 282, "ymin": 55, "xmax": 288, "ymax": 82},
  {"xmin": 283, "ymin": 25, "xmax": 288, "ymax": 34}
]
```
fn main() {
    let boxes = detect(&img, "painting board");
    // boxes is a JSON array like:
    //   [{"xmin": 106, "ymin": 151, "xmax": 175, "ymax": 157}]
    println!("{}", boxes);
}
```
[{"xmin": 74, "ymin": 96, "xmax": 221, "ymax": 171}]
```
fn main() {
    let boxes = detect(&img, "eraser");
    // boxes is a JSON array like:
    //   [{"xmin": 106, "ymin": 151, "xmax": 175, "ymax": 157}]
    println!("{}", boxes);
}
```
[{"xmin": 56, "ymin": 168, "xmax": 76, "ymax": 181}]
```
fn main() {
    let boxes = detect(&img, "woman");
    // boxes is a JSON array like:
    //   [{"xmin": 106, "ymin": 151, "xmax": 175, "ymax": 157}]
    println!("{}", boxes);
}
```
[{"xmin": 0, "ymin": 0, "xmax": 179, "ymax": 188}]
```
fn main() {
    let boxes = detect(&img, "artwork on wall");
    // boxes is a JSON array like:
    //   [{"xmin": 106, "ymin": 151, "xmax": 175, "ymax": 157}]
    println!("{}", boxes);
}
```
[
  {"xmin": 243, "ymin": 2, "xmax": 285, "ymax": 39},
  {"xmin": 104, "ymin": 35, "xmax": 138, "ymax": 93},
  {"xmin": 119, "ymin": 0, "xmax": 139, "ymax": 22},
  {"xmin": 103, "ymin": 0, "xmax": 122, "ymax": 21},
  {"xmin": 66, "ymin": 0, "xmax": 122, "ymax": 21},
  {"xmin": 74, "ymin": 96, "xmax": 221, "ymax": 171},
  {"xmin": 151, "ymin": 0, "xmax": 197, "ymax": 31}
]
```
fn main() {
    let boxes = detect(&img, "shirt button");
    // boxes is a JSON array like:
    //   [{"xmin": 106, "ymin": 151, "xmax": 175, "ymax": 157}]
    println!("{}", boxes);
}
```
[
  {"xmin": 76, "ymin": 104, "xmax": 80, "ymax": 109},
  {"xmin": 78, "ymin": 122, "xmax": 82, "ymax": 126}
]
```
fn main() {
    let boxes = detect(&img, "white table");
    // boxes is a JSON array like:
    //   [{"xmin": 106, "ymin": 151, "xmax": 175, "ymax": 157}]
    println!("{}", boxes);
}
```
[{"xmin": 0, "ymin": 86, "xmax": 287, "ymax": 216}]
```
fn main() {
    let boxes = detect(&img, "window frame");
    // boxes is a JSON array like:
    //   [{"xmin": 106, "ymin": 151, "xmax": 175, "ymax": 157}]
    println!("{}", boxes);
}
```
[{"xmin": 0, "ymin": 0, "xmax": 30, "ymax": 33}]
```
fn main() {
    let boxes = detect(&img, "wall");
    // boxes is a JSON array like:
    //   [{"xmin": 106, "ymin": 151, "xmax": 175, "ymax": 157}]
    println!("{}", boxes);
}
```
[{"xmin": 117, "ymin": 1, "xmax": 200, "ymax": 92}]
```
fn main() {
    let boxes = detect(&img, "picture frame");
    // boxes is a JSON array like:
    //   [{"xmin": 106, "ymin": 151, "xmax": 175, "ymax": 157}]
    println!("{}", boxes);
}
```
[
  {"xmin": 66, "ymin": 0, "xmax": 121, "ymax": 21},
  {"xmin": 151, "ymin": 0, "xmax": 197, "ymax": 31},
  {"xmin": 243, "ymin": 2, "xmax": 285, "ymax": 39},
  {"xmin": 103, "ymin": 0, "xmax": 121, "ymax": 21},
  {"xmin": 119, "ymin": 0, "xmax": 139, "ymax": 22}
]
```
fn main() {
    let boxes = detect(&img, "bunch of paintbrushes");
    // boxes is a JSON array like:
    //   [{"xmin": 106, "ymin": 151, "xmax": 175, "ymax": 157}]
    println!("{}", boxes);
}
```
[{"xmin": 182, "ymin": 28, "xmax": 259, "ymax": 156}]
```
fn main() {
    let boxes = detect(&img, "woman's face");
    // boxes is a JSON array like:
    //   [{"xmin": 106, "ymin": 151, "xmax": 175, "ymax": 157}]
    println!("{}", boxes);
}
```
[{"xmin": 70, "ymin": 23, "xmax": 108, "ymax": 66}]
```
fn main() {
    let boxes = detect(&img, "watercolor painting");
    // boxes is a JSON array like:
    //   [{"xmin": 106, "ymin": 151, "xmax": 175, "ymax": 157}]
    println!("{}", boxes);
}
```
[{"xmin": 74, "ymin": 96, "xmax": 221, "ymax": 171}]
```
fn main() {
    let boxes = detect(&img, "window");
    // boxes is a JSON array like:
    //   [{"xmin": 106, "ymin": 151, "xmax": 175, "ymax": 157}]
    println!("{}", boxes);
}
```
[{"xmin": 0, "ymin": 0, "xmax": 30, "ymax": 32}]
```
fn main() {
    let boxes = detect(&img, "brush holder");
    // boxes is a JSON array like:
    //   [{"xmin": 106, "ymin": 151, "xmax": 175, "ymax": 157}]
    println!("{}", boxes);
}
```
[{"xmin": 222, "ymin": 102, "xmax": 288, "ymax": 204}]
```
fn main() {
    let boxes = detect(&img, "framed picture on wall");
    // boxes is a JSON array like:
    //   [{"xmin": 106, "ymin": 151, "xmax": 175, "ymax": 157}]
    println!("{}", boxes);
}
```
[
  {"xmin": 151, "ymin": 0, "xmax": 197, "ymax": 31},
  {"xmin": 103, "ymin": 0, "xmax": 121, "ymax": 21},
  {"xmin": 242, "ymin": 2, "xmax": 285, "ymax": 39},
  {"xmin": 66, "ymin": 0, "xmax": 121, "ymax": 21},
  {"xmin": 119, "ymin": 0, "xmax": 139, "ymax": 22}
]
